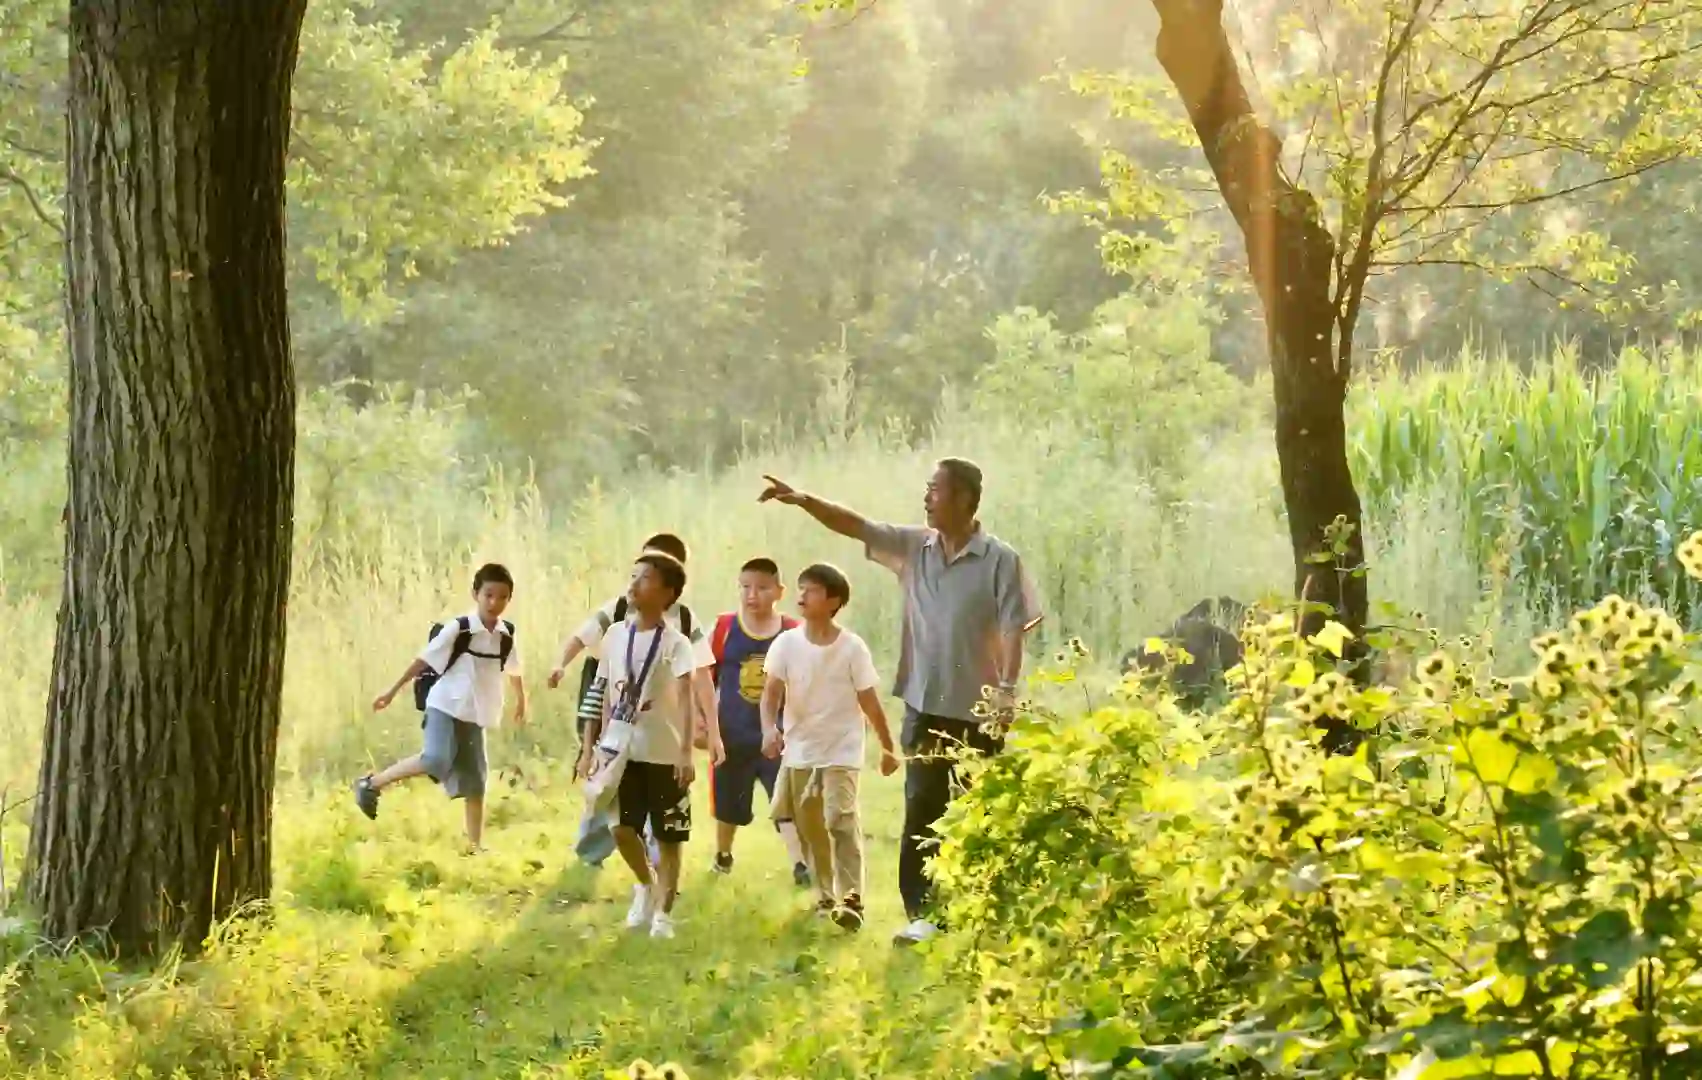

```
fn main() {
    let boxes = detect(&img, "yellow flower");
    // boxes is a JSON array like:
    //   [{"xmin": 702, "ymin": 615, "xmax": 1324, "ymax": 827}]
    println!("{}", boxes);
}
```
[
  {"xmin": 1678, "ymin": 529, "xmax": 1702, "ymax": 580},
  {"xmin": 1419, "ymin": 652, "xmax": 1453, "ymax": 682},
  {"xmin": 1654, "ymin": 619, "xmax": 1682, "ymax": 652},
  {"xmin": 1542, "ymin": 643, "xmax": 1576, "ymax": 676}
]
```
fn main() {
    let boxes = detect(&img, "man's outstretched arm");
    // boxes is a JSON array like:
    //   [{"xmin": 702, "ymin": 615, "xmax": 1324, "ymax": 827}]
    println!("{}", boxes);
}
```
[{"xmin": 758, "ymin": 475, "xmax": 868, "ymax": 540}]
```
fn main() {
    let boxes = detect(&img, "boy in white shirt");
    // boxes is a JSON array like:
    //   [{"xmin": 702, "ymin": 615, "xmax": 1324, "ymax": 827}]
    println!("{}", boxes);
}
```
[
  {"xmin": 761, "ymin": 563, "xmax": 899, "ymax": 931},
  {"xmin": 577, "ymin": 550, "xmax": 700, "ymax": 939},
  {"xmin": 358, "ymin": 563, "xmax": 527, "ymax": 852},
  {"xmin": 547, "ymin": 533, "xmax": 722, "ymax": 764}
]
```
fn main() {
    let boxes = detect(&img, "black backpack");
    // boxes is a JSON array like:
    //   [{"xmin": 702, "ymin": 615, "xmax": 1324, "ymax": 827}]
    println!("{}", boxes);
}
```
[
  {"xmin": 576, "ymin": 598, "xmax": 692, "ymax": 713},
  {"xmin": 415, "ymin": 615, "xmax": 516, "ymax": 712}
]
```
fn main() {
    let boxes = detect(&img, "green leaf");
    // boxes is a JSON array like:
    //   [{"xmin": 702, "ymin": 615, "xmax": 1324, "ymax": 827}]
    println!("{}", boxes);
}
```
[
  {"xmin": 1454, "ymin": 729, "xmax": 1555, "ymax": 793},
  {"xmin": 1310, "ymin": 620, "xmax": 1353, "ymax": 658}
]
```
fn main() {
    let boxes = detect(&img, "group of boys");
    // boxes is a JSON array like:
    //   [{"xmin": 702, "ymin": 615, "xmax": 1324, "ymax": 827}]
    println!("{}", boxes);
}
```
[{"xmin": 354, "ymin": 533, "xmax": 899, "ymax": 941}]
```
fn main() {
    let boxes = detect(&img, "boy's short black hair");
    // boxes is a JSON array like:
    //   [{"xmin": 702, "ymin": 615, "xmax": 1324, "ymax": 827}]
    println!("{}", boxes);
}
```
[
  {"xmin": 740, "ymin": 557, "xmax": 781, "ymax": 578},
  {"xmin": 473, "ymin": 563, "xmax": 514, "ymax": 592},
  {"xmin": 798, "ymin": 562, "xmax": 851, "ymax": 612},
  {"xmin": 642, "ymin": 533, "xmax": 688, "ymax": 564},
  {"xmin": 636, "ymin": 550, "xmax": 688, "ymax": 604}
]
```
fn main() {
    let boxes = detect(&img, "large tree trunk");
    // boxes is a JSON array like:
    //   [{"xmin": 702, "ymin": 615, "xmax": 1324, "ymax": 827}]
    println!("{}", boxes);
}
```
[
  {"xmin": 27, "ymin": 0, "xmax": 307, "ymax": 955},
  {"xmin": 1149, "ymin": 0, "xmax": 1370, "ymax": 652}
]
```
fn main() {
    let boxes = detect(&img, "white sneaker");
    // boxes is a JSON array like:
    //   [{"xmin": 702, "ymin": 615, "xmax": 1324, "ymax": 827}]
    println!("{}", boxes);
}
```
[
  {"xmin": 649, "ymin": 911, "xmax": 676, "ymax": 939},
  {"xmin": 625, "ymin": 884, "xmax": 656, "ymax": 929},
  {"xmin": 893, "ymin": 919, "xmax": 938, "ymax": 946}
]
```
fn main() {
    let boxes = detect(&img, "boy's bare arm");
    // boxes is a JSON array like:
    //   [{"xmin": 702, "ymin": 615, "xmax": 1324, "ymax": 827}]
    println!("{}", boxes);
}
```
[
  {"xmin": 856, "ymin": 687, "xmax": 901, "ymax": 774},
  {"xmin": 692, "ymin": 668, "xmax": 720, "ymax": 748},
  {"xmin": 675, "ymin": 673, "xmax": 697, "ymax": 785},
  {"xmin": 374, "ymin": 659, "xmax": 429, "ymax": 711},
  {"xmin": 548, "ymin": 637, "xmax": 588, "ymax": 687},
  {"xmin": 760, "ymin": 675, "xmax": 786, "ymax": 759},
  {"xmin": 509, "ymin": 671, "xmax": 529, "ymax": 725},
  {"xmin": 575, "ymin": 678, "xmax": 609, "ymax": 779}
]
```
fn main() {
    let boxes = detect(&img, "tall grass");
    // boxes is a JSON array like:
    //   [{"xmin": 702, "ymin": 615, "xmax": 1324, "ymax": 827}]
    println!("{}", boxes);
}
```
[
  {"xmin": 12, "ymin": 341, "xmax": 1687, "ymax": 813},
  {"xmin": 1352, "ymin": 344, "xmax": 1702, "ymax": 621},
  {"xmin": 0, "ymin": 405, "xmax": 1514, "ymax": 878}
]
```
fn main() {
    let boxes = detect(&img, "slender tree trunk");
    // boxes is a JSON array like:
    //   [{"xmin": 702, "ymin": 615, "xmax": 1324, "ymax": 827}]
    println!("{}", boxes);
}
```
[
  {"xmin": 1149, "ymin": 0, "xmax": 1370, "ymax": 648},
  {"xmin": 27, "ymin": 0, "xmax": 307, "ymax": 955}
]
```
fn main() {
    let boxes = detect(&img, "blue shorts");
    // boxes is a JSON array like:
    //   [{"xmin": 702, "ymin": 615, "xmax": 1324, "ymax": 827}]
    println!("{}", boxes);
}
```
[
  {"xmin": 420, "ymin": 708, "xmax": 487, "ymax": 800},
  {"xmin": 710, "ymin": 745, "xmax": 783, "ymax": 827}
]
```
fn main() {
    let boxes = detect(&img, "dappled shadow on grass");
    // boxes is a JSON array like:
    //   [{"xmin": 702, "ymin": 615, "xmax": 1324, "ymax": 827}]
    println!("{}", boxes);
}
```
[
  {"xmin": 341, "ymin": 761, "xmax": 977, "ymax": 1079},
  {"xmin": 0, "ymin": 757, "xmax": 977, "ymax": 1079}
]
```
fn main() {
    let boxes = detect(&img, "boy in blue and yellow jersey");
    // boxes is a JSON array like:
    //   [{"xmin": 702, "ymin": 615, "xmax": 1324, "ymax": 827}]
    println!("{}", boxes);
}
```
[{"xmin": 709, "ymin": 558, "xmax": 809, "ymax": 884}]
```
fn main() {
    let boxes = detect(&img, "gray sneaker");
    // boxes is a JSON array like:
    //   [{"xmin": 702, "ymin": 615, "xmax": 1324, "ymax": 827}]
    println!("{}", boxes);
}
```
[
  {"xmin": 353, "ymin": 776, "xmax": 380, "ymax": 820},
  {"xmin": 893, "ymin": 918, "xmax": 939, "ymax": 947}
]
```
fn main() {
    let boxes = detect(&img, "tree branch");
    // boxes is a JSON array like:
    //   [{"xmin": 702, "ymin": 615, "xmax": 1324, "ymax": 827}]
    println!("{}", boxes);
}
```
[
  {"xmin": 1391, "ymin": 0, "xmax": 1621, "ymax": 201},
  {"xmin": 1391, "ymin": 152, "xmax": 1686, "ymax": 214},
  {"xmin": 1337, "ymin": 0, "xmax": 1428, "ymax": 370},
  {"xmin": 503, "ymin": 11, "xmax": 593, "ymax": 49},
  {"xmin": 1, "ymin": 132, "xmax": 58, "ymax": 162},
  {"xmin": 828, "ymin": 0, "xmax": 880, "ymax": 28},
  {"xmin": 0, "ymin": 165, "xmax": 63, "ymax": 234},
  {"xmin": 1380, "ymin": 256, "xmax": 1601, "ymax": 304},
  {"xmin": 1471, "ymin": 43, "xmax": 1702, "ymax": 118}
]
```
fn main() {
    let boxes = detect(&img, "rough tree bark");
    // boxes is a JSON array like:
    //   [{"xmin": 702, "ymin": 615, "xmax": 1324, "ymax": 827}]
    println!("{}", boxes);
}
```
[
  {"xmin": 1149, "ymin": 0, "xmax": 1370, "ymax": 656},
  {"xmin": 26, "ymin": 0, "xmax": 308, "ymax": 954}
]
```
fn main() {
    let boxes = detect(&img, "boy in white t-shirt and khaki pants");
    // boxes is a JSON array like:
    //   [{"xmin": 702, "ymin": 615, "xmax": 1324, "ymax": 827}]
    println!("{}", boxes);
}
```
[{"xmin": 761, "ymin": 563, "xmax": 899, "ymax": 931}]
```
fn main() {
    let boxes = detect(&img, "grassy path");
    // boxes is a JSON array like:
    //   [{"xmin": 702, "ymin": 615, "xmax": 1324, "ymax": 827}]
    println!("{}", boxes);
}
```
[{"xmin": 1, "ymin": 758, "xmax": 981, "ymax": 1079}]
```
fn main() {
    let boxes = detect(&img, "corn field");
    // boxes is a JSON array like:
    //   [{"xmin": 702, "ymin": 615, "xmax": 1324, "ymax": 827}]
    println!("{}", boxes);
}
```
[{"xmin": 1351, "ymin": 344, "xmax": 1702, "ymax": 622}]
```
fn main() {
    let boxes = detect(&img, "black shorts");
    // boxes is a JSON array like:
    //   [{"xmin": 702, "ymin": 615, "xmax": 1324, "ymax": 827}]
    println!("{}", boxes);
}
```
[
  {"xmin": 710, "ymin": 745, "xmax": 782, "ymax": 827},
  {"xmin": 618, "ymin": 762, "xmax": 692, "ymax": 844}
]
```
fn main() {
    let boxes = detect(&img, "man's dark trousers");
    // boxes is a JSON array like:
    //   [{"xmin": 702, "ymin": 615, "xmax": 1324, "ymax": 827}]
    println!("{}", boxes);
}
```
[{"xmin": 899, "ymin": 707, "xmax": 1003, "ymax": 920}]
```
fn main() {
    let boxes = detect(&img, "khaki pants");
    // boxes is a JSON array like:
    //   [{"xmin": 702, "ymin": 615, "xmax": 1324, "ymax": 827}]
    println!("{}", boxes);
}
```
[{"xmin": 772, "ymin": 765, "xmax": 862, "ymax": 905}]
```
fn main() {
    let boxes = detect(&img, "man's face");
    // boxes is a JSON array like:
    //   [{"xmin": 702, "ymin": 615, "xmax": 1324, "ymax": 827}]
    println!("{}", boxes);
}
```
[
  {"xmin": 474, "ymin": 581, "xmax": 512, "ymax": 620},
  {"xmin": 924, "ymin": 466, "xmax": 969, "ymax": 530},
  {"xmin": 739, "ymin": 571, "xmax": 782, "ymax": 615}
]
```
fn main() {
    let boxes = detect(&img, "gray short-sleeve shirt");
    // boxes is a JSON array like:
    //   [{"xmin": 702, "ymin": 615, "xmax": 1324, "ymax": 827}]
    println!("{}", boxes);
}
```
[{"xmin": 863, "ymin": 520, "xmax": 1040, "ymax": 724}]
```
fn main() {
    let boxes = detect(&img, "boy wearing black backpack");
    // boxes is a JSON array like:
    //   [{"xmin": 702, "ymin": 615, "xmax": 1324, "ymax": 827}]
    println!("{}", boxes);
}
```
[{"xmin": 357, "ymin": 563, "xmax": 527, "ymax": 851}]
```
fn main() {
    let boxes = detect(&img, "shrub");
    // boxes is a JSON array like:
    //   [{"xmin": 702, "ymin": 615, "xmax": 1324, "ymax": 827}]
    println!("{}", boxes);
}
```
[{"xmin": 938, "ymin": 530, "xmax": 1702, "ymax": 1078}]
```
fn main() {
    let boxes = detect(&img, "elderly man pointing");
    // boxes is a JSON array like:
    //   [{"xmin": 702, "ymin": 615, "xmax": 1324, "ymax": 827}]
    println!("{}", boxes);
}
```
[{"xmin": 759, "ymin": 458, "xmax": 1040, "ymax": 945}]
